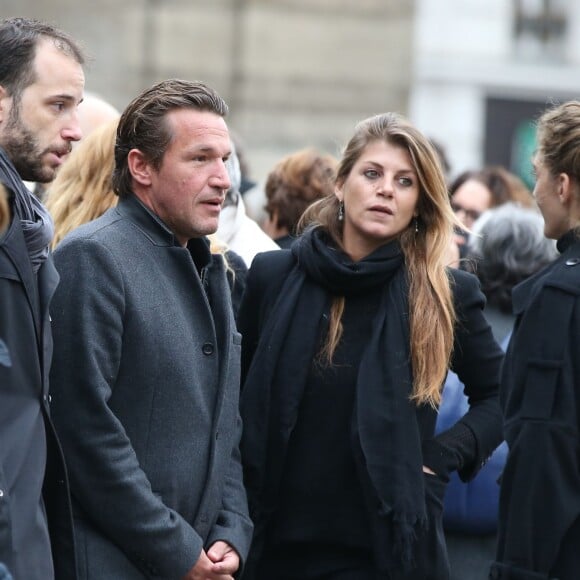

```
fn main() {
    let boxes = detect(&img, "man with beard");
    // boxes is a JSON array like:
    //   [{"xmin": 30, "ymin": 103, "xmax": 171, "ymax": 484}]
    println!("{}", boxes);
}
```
[{"xmin": 0, "ymin": 17, "xmax": 84, "ymax": 580}]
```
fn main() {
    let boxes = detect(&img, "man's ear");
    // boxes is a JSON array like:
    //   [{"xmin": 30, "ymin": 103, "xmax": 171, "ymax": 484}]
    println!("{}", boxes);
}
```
[
  {"xmin": 0, "ymin": 86, "xmax": 10, "ymax": 124},
  {"xmin": 127, "ymin": 149, "xmax": 153, "ymax": 187}
]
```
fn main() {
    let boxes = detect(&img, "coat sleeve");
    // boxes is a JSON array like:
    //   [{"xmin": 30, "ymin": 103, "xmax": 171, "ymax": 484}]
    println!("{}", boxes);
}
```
[
  {"xmin": 237, "ymin": 250, "xmax": 293, "ymax": 382},
  {"xmin": 206, "ymin": 414, "xmax": 254, "ymax": 568},
  {"xmin": 433, "ymin": 269, "xmax": 504, "ymax": 481},
  {"xmin": 50, "ymin": 237, "xmax": 204, "ymax": 579}
]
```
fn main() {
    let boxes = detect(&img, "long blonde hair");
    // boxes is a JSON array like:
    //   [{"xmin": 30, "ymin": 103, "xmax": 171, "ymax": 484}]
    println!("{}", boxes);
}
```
[
  {"xmin": 0, "ymin": 183, "xmax": 10, "ymax": 234},
  {"xmin": 300, "ymin": 113, "xmax": 457, "ymax": 407},
  {"xmin": 45, "ymin": 120, "xmax": 119, "ymax": 248}
]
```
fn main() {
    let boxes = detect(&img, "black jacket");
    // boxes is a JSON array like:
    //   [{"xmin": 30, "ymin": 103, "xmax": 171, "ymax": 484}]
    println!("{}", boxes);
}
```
[
  {"xmin": 0, "ymin": 175, "xmax": 75, "ymax": 579},
  {"xmin": 492, "ymin": 232, "xmax": 580, "ymax": 580},
  {"xmin": 239, "ymin": 249, "xmax": 503, "ymax": 579}
]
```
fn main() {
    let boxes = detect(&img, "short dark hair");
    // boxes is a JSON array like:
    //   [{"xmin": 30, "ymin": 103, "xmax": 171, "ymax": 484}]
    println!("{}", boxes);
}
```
[
  {"xmin": 113, "ymin": 79, "xmax": 229, "ymax": 198},
  {"xmin": 0, "ymin": 17, "xmax": 85, "ymax": 101}
]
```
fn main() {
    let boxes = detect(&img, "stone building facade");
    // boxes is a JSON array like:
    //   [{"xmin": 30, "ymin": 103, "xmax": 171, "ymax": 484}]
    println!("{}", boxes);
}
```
[{"xmin": 1, "ymin": 0, "xmax": 415, "ymax": 181}]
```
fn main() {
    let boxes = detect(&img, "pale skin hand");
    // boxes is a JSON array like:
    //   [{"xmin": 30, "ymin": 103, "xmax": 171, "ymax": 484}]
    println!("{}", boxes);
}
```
[
  {"xmin": 207, "ymin": 541, "xmax": 240, "ymax": 575},
  {"xmin": 182, "ymin": 542, "xmax": 239, "ymax": 580}
]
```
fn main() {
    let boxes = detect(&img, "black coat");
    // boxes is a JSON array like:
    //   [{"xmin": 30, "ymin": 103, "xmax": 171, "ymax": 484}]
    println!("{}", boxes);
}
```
[
  {"xmin": 0, "ymin": 181, "xmax": 75, "ymax": 579},
  {"xmin": 492, "ymin": 233, "xmax": 580, "ymax": 580},
  {"xmin": 239, "ymin": 249, "xmax": 504, "ymax": 579}
]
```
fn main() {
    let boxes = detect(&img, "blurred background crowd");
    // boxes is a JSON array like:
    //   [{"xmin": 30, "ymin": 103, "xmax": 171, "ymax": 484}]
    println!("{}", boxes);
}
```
[{"xmin": 2, "ymin": 0, "xmax": 578, "ymax": 188}]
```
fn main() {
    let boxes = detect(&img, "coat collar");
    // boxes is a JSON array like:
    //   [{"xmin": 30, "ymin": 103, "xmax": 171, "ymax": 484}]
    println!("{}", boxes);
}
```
[
  {"xmin": 115, "ymin": 194, "xmax": 176, "ymax": 247},
  {"xmin": 512, "ymin": 233, "xmax": 580, "ymax": 315},
  {"xmin": 0, "ymin": 211, "xmax": 59, "ymax": 342},
  {"xmin": 115, "ymin": 193, "xmax": 212, "ymax": 269}
]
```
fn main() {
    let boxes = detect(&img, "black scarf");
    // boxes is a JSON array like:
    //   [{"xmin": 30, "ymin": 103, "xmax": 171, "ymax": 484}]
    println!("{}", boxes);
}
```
[
  {"xmin": 0, "ymin": 147, "xmax": 54, "ymax": 273},
  {"xmin": 241, "ymin": 227, "xmax": 428, "ymax": 570}
]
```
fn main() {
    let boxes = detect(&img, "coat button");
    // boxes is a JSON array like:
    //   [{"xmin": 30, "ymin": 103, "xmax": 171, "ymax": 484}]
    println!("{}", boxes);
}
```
[
  {"xmin": 0, "ymin": 489, "xmax": 4, "ymax": 498},
  {"xmin": 202, "ymin": 342, "xmax": 214, "ymax": 355},
  {"xmin": 565, "ymin": 257, "xmax": 580, "ymax": 266}
]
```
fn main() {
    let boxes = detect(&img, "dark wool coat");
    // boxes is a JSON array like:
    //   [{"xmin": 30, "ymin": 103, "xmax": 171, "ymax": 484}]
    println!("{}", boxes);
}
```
[
  {"xmin": 0, "ymin": 173, "xmax": 75, "ymax": 579},
  {"xmin": 492, "ymin": 233, "xmax": 580, "ymax": 580},
  {"xmin": 49, "ymin": 194, "xmax": 253, "ymax": 579},
  {"xmin": 238, "ymin": 250, "xmax": 504, "ymax": 580}
]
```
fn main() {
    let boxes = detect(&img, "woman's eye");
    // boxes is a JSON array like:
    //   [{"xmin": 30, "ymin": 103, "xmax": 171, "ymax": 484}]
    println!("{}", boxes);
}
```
[
  {"xmin": 399, "ymin": 177, "xmax": 413, "ymax": 186},
  {"xmin": 364, "ymin": 169, "xmax": 379, "ymax": 179}
]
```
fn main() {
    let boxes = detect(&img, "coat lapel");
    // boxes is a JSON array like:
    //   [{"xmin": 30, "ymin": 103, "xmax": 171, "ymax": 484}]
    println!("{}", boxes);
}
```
[{"xmin": 1, "ymin": 216, "xmax": 41, "ymax": 343}]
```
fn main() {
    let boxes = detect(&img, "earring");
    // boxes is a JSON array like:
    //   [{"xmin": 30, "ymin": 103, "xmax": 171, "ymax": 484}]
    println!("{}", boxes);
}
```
[
  {"xmin": 338, "ymin": 201, "xmax": 344, "ymax": 221},
  {"xmin": 414, "ymin": 216, "xmax": 419, "ymax": 234}
]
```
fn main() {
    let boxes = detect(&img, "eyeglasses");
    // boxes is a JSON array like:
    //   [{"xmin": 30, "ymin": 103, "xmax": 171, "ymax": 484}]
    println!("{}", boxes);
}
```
[{"xmin": 450, "ymin": 202, "xmax": 481, "ymax": 224}]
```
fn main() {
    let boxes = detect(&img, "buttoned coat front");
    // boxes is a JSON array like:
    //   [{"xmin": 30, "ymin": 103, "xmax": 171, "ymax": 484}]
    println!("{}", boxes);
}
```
[
  {"xmin": 492, "ymin": 234, "xmax": 580, "ymax": 580},
  {"xmin": 49, "ymin": 194, "xmax": 252, "ymax": 579}
]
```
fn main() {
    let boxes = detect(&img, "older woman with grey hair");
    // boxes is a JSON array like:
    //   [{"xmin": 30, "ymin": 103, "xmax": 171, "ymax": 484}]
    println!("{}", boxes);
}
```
[{"xmin": 465, "ymin": 202, "xmax": 558, "ymax": 342}]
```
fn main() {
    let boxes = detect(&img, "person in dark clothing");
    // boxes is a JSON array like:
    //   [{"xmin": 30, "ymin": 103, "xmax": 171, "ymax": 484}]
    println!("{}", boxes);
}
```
[
  {"xmin": 492, "ymin": 101, "xmax": 580, "ymax": 580},
  {"xmin": 436, "ymin": 203, "xmax": 558, "ymax": 580},
  {"xmin": 238, "ymin": 112, "xmax": 504, "ymax": 580},
  {"xmin": 0, "ymin": 17, "xmax": 84, "ymax": 579},
  {"xmin": 262, "ymin": 148, "xmax": 337, "ymax": 248},
  {"xmin": 49, "ymin": 79, "xmax": 252, "ymax": 579}
]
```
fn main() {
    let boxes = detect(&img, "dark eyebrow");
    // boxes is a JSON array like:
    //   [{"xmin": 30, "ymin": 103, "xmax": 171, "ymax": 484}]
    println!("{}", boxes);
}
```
[
  {"xmin": 184, "ymin": 145, "xmax": 232, "ymax": 161},
  {"xmin": 364, "ymin": 160, "xmax": 415, "ymax": 174},
  {"xmin": 47, "ymin": 94, "xmax": 81, "ymax": 104}
]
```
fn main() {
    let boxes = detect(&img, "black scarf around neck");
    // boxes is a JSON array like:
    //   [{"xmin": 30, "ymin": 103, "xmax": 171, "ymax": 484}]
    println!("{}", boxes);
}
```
[
  {"xmin": 0, "ymin": 147, "xmax": 54, "ymax": 273},
  {"xmin": 241, "ymin": 227, "xmax": 427, "ymax": 570}
]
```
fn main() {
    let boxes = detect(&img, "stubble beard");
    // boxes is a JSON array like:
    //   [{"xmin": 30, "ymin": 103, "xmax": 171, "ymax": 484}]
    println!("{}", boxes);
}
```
[{"xmin": 2, "ymin": 103, "xmax": 54, "ymax": 183}]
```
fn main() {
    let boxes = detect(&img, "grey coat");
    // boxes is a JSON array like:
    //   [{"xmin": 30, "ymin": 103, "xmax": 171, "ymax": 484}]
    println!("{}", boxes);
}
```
[{"xmin": 49, "ymin": 194, "xmax": 253, "ymax": 579}]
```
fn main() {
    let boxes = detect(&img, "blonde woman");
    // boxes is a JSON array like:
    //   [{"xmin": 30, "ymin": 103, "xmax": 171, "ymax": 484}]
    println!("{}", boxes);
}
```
[{"xmin": 238, "ymin": 113, "xmax": 504, "ymax": 580}]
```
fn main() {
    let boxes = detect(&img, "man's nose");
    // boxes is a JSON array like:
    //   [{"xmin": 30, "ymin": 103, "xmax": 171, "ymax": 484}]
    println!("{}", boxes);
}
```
[
  {"xmin": 214, "ymin": 160, "xmax": 231, "ymax": 191},
  {"xmin": 61, "ymin": 112, "xmax": 82, "ymax": 142}
]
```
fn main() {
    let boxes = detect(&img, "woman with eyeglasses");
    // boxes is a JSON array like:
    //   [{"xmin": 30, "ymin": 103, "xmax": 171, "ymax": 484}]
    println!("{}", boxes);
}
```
[{"xmin": 449, "ymin": 166, "xmax": 534, "ymax": 256}]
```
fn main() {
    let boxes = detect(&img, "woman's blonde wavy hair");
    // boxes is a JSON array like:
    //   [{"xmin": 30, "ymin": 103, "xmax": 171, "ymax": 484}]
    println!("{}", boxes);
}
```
[
  {"xmin": 300, "ymin": 112, "xmax": 459, "ymax": 407},
  {"xmin": 0, "ymin": 182, "xmax": 10, "ymax": 234},
  {"xmin": 45, "ymin": 119, "xmax": 119, "ymax": 248},
  {"xmin": 44, "ymin": 117, "xmax": 229, "ymax": 256}
]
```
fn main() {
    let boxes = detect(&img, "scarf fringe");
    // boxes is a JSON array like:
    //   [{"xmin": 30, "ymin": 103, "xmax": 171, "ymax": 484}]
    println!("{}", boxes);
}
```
[{"xmin": 392, "ymin": 511, "xmax": 428, "ymax": 571}]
